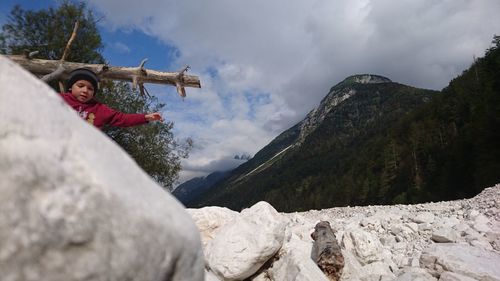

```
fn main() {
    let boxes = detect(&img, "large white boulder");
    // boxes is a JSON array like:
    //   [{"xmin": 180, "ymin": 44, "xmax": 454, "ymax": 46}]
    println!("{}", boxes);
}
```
[
  {"xmin": 0, "ymin": 56, "xmax": 204, "ymax": 280},
  {"xmin": 188, "ymin": 206, "xmax": 239, "ymax": 248},
  {"xmin": 205, "ymin": 201, "xmax": 286, "ymax": 280}
]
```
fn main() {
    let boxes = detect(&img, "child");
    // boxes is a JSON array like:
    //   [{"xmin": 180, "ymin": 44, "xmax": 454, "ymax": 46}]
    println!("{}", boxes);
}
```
[{"xmin": 60, "ymin": 68, "xmax": 163, "ymax": 129}]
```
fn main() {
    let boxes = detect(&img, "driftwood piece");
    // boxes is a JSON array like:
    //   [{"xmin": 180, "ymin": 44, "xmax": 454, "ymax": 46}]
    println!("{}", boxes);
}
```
[
  {"xmin": 311, "ymin": 221, "xmax": 345, "ymax": 281},
  {"xmin": 5, "ymin": 55, "xmax": 201, "ymax": 96}
]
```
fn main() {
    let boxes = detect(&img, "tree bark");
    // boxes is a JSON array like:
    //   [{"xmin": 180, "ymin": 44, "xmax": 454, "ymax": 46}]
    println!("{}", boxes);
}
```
[{"xmin": 5, "ymin": 55, "xmax": 201, "ymax": 89}]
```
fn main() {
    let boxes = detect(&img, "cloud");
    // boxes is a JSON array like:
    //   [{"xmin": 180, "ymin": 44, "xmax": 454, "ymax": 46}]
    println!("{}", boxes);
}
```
[{"xmin": 87, "ymin": 0, "xmax": 500, "ymax": 184}]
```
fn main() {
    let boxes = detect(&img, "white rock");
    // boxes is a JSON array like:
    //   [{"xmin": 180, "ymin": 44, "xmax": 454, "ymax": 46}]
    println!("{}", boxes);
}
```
[
  {"xmin": 420, "ymin": 243, "xmax": 500, "ymax": 280},
  {"xmin": 359, "ymin": 261, "xmax": 396, "ymax": 281},
  {"xmin": 418, "ymin": 222, "xmax": 433, "ymax": 231},
  {"xmin": 269, "ymin": 234, "xmax": 329, "ymax": 281},
  {"xmin": 410, "ymin": 252, "xmax": 422, "ymax": 267},
  {"xmin": 437, "ymin": 217, "xmax": 461, "ymax": 228},
  {"xmin": 431, "ymin": 227, "xmax": 458, "ymax": 243},
  {"xmin": 360, "ymin": 216, "xmax": 381, "ymax": 228},
  {"xmin": 395, "ymin": 267, "xmax": 437, "ymax": 281},
  {"xmin": 380, "ymin": 234, "xmax": 397, "ymax": 246},
  {"xmin": 205, "ymin": 270, "xmax": 221, "ymax": 281},
  {"xmin": 188, "ymin": 206, "xmax": 239, "ymax": 248},
  {"xmin": 439, "ymin": 271, "xmax": 478, "ymax": 281},
  {"xmin": 454, "ymin": 222, "xmax": 470, "ymax": 234},
  {"xmin": 469, "ymin": 239, "xmax": 493, "ymax": 251},
  {"xmin": 0, "ymin": 56, "xmax": 204, "ymax": 280},
  {"xmin": 205, "ymin": 201, "xmax": 286, "ymax": 280},
  {"xmin": 341, "ymin": 229, "xmax": 384, "ymax": 265},
  {"xmin": 339, "ymin": 251, "xmax": 363, "ymax": 281},
  {"xmin": 467, "ymin": 210, "xmax": 480, "ymax": 219},
  {"xmin": 413, "ymin": 213, "xmax": 435, "ymax": 224},
  {"xmin": 405, "ymin": 222, "xmax": 419, "ymax": 233},
  {"xmin": 473, "ymin": 214, "xmax": 491, "ymax": 233}
]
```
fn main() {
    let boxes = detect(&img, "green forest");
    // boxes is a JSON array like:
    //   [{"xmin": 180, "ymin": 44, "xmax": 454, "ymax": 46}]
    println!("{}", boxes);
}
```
[{"xmin": 193, "ymin": 36, "xmax": 500, "ymax": 212}]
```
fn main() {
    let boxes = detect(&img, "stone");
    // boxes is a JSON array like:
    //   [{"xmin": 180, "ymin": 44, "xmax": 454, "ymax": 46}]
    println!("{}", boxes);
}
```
[
  {"xmin": 431, "ymin": 227, "xmax": 458, "ymax": 243},
  {"xmin": 0, "ymin": 56, "xmax": 204, "ymax": 281},
  {"xmin": 205, "ymin": 201, "xmax": 286, "ymax": 280},
  {"xmin": 473, "ymin": 214, "xmax": 492, "ymax": 233},
  {"xmin": 439, "ymin": 271, "xmax": 478, "ymax": 281},
  {"xmin": 187, "ymin": 206, "xmax": 239, "ymax": 248},
  {"xmin": 341, "ymin": 229, "xmax": 384, "ymax": 265},
  {"xmin": 359, "ymin": 261, "xmax": 396, "ymax": 281},
  {"xmin": 405, "ymin": 222, "xmax": 419, "ymax": 233},
  {"xmin": 204, "ymin": 270, "xmax": 221, "ymax": 281},
  {"xmin": 269, "ymin": 234, "xmax": 329, "ymax": 281},
  {"xmin": 413, "ymin": 212, "xmax": 435, "ymax": 224},
  {"xmin": 467, "ymin": 210, "xmax": 480, "ymax": 219},
  {"xmin": 394, "ymin": 267, "xmax": 437, "ymax": 281},
  {"xmin": 420, "ymin": 243, "xmax": 500, "ymax": 280}
]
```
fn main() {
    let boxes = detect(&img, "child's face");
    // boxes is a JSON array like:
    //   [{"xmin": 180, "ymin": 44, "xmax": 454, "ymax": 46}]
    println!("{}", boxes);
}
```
[{"xmin": 70, "ymin": 80, "xmax": 95, "ymax": 103}]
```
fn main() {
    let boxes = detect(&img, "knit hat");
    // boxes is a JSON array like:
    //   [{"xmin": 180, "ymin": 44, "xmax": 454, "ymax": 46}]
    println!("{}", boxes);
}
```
[{"xmin": 66, "ymin": 68, "xmax": 99, "ymax": 92}]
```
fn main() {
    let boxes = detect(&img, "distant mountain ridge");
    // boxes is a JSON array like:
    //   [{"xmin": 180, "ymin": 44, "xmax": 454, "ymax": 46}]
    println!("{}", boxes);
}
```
[{"xmin": 173, "ymin": 171, "xmax": 230, "ymax": 205}]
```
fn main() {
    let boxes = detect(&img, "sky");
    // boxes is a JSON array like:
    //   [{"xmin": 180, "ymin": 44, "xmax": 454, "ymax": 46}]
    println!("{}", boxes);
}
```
[{"xmin": 2, "ymin": 0, "xmax": 499, "ymax": 185}]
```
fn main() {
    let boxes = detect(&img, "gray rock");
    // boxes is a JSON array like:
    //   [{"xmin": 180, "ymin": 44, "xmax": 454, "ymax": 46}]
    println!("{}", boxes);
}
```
[
  {"xmin": 473, "ymin": 214, "xmax": 492, "ymax": 233},
  {"xmin": 420, "ymin": 243, "xmax": 500, "ymax": 280},
  {"xmin": 341, "ymin": 229, "xmax": 384, "ymax": 265},
  {"xmin": 269, "ymin": 234, "xmax": 329, "ymax": 281},
  {"xmin": 413, "ymin": 213, "xmax": 436, "ymax": 224},
  {"xmin": 431, "ymin": 227, "xmax": 459, "ymax": 243},
  {"xmin": 394, "ymin": 267, "xmax": 437, "ymax": 281},
  {"xmin": 439, "ymin": 271, "xmax": 478, "ymax": 281}
]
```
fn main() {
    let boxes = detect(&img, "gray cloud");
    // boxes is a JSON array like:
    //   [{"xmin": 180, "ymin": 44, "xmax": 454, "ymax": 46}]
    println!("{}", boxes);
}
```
[{"xmin": 87, "ymin": 0, "xmax": 500, "ymax": 184}]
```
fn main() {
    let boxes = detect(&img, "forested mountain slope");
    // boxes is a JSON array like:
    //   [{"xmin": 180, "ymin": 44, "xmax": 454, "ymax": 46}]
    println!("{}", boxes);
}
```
[{"xmin": 191, "ymin": 37, "xmax": 500, "ymax": 212}]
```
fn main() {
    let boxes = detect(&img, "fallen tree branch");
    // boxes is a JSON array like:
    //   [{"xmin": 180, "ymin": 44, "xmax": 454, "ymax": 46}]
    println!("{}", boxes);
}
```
[{"xmin": 6, "ymin": 55, "xmax": 202, "ymax": 96}]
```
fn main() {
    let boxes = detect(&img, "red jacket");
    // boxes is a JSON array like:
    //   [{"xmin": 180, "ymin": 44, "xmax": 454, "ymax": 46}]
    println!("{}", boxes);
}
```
[{"xmin": 61, "ymin": 93, "xmax": 147, "ymax": 129}]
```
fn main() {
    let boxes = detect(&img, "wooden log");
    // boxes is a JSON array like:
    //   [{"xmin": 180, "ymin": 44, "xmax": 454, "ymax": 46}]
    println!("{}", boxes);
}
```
[
  {"xmin": 311, "ymin": 221, "xmax": 345, "ymax": 281},
  {"xmin": 5, "ymin": 55, "xmax": 201, "ymax": 89}
]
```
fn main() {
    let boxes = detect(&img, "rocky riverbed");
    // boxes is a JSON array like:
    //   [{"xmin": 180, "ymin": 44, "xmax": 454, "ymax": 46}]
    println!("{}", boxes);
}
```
[{"xmin": 190, "ymin": 184, "xmax": 500, "ymax": 281}]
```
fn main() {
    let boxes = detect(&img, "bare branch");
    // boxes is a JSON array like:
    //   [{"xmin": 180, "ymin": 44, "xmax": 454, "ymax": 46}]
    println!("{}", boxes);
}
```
[
  {"xmin": 61, "ymin": 21, "xmax": 79, "ymax": 62},
  {"xmin": 41, "ymin": 63, "xmax": 65, "ymax": 82}
]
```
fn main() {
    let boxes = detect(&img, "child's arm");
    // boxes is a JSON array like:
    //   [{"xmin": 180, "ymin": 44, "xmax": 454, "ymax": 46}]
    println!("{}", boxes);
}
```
[{"xmin": 100, "ymin": 104, "xmax": 163, "ymax": 128}]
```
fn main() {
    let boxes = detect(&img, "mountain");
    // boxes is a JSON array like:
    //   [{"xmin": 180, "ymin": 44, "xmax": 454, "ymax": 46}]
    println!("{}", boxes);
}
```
[
  {"xmin": 189, "ymin": 74, "xmax": 437, "ymax": 210},
  {"xmin": 191, "ymin": 37, "xmax": 500, "ymax": 212},
  {"xmin": 173, "ymin": 170, "xmax": 230, "ymax": 205}
]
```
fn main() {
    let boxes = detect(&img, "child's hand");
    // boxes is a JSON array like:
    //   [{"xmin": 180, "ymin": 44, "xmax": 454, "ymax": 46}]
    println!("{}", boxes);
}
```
[{"xmin": 145, "ymin": 112, "xmax": 163, "ymax": 122}]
